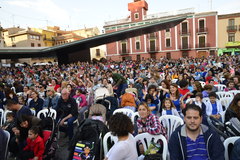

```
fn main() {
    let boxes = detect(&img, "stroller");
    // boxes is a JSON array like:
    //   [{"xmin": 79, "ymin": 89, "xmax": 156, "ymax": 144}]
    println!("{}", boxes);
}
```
[{"xmin": 94, "ymin": 87, "xmax": 118, "ymax": 121}]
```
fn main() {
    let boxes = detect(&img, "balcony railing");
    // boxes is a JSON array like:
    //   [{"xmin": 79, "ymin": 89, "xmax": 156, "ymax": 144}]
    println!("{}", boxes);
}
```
[
  {"xmin": 147, "ymin": 46, "xmax": 158, "ymax": 53},
  {"xmin": 227, "ymin": 25, "xmax": 237, "ymax": 32},
  {"xmin": 179, "ymin": 44, "xmax": 191, "ymax": 50},
  {"xmin": 196, "ymin": 27, "xmax": 208, "ymax": 34},
  {"xmin": 119, "ymin": 49, "xmax": 129, "ymax": 54},
  {"xmin": 195, "ymin": 43, "xmax": 210, "ymax": 48},
  {"xmin": 179, "ymin": 30, "xmax": 190, "ymax": 36}
]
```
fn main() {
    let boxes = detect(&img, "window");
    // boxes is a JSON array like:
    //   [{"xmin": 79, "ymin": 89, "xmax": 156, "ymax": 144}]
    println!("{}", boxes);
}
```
[
  {"xmin": 166, "ymin": 28, "xmax": 170, "ymax": 32},
  {"xmin": 199, "ymin": 36, "xmax": 205, "ymax": 48},
  {"xmin": 181, "ymin": 22, "xmax": 188, "ymax": 34},
  {"xmin": 136, "ymin": 41, "xmax": 140, "ymax": 50},
  {"xmin": 182, "ymin": 52, "xmax": 189, "ymax": 58},
  {"xmin": 210, "ymin": 50, "xmax": 215, "ymax": 56},
  {"xmin": 31, "ymin": 43, "xmax": 35, "ymax": 47},
  {"xmin": 149, "ymin": 33, "xmax": 156, "ymax": 39},
  {"xmin": 38, "ymin": 44, "xmax": 41, "ymax": 47},
  {"xmin": 137, "ymin": 55, "xmax": 141, "ymax": 61},
  {"xmin": 228, "ymin": 33, "xmax": 235, "ymax": 42},
  {"xmin": 229, "ymin": 19, "xmax": 235, "ymax": 26},
  {"xmin": 150, "ymin": 40, "xmax": 156, "ymax": 51},
  {"xmin": 166, "ymin": 38, "xmax": 171, "ymax": 47},
  {"xmin": 11, "ymin": 37, "xmax": 15, "ymax": 41},
  {"xmin": 12, "ymin": 44, "xmax": 16, "ymax": 47},
  {"xmin": 121, "ymin": 41, "xmax": 127, "ymax": 53},
  {"xmin": 166, "ymin": 52, "xmax": 171, "ymax": 59},
  {"xmin": 150, "ymin": 53, "xmax": 156, "ymax": 59},
  {"xmin": 96, "ymin": 49, "xmax": 100, "ymax": 57},
  {"xmin": 182, "ymin": 37, "xmax": 188, "ymax": 49},
  {"xmin": 134, "ymin": 13, "xmax": 139, "ymax": 19},
  {"xmin": 199, "ymin": 19, "xmax": 205, "ymax": 30}
]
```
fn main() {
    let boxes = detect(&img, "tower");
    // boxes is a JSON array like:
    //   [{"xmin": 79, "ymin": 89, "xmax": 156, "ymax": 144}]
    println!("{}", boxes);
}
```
[{"xmin": 128, "ymin": 0, "xmax": 148, "ymax": 22}]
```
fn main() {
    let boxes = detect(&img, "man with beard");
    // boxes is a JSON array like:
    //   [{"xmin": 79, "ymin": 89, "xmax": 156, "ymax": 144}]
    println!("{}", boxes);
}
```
[{"xmin": 169, "ymin": 104, "xmax": 224, "ymax": 160}]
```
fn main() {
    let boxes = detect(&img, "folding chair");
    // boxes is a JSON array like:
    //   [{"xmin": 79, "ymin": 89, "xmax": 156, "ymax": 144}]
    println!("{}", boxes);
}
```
[
  {"xmin": 103, "ymin": 132, "xmax": 118, "ymax": 156},
  {"xmin": 224, "ymin": 136, "xmax": 240, "ymax": 160}
]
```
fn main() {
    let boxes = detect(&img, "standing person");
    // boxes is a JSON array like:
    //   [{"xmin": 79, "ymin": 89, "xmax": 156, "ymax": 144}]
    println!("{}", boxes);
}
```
[
  {"xmin": 107, "ymin": 70, "xmax": 128, "ymax": 97},
  {"xmin": 56, "ymin": 88, "xmax": 78, "ymax": 140},
  {"xmin": 169, "ymin": 104, "xmax": 224, "ymax": 160},
  {"xmin": 104, "ymin": 113, "xmax": 138, "ymax": 160}
]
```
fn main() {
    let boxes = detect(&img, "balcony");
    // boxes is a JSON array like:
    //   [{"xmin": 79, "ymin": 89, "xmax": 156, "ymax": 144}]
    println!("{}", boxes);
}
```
[
  {"xmin": 179, "ymin": 30, "xmax": 190, "ymax": 36},
  {"xmin": 147, "ymin": 46, "xmax": 158, "ymax": 53},
  {"xmin": 179, "ymin": 44, "xmax": 191, "ymax": 50},
  {"xmin": 147, "ymin": 33, "xmax": 158, "ymax": 39},
  {"xmin": 119, "ymin": 49, "xmax": 129, "ymax": 55},
  {"xmin": 227, "ymin": 25, "xmax": 237, "ymax": 32},
  {"xmin": 43, "ymin": 37, "xmax": 54, "ymax": 41},
  {"xmin": 195, "ymin": 43, "xmax": 210, "ymax": 48},
  {"xmin": 196, "ymin": 27, "xmax": 208, "ymax": 34}
]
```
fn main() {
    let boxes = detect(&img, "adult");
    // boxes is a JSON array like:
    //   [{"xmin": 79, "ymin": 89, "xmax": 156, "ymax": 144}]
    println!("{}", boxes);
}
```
[
  {"xmin": 166, "ymin": 84, "xmax": 183, "ymax": 113},
  {"xmin": 56, "ymin": 88, "xmax": 78, "ymax": 140},
  {"xmin": 104, "ymin": 113, "xmax": 138, "ymax": 160},
  {"xmin": 50, "ymin": 79, "xmax": 60, "ymax": 92},
  {"xmin": 102, "ymin": 78, "xmax": 114, "ymax": 97},
  {"xmin": 0, "ymin": 128, "xmax": 8, "ymax": 160},
  {"xmin": 169, "ymin": 104, "xmax": 224, "ymax": 160},
  {"xmin": 28, "ymin": 90, "xmax": 44, "ymax": 113},
  {"xmin": 42, "ymin": 87, "xmax": 60, "ymax": 110},
  {"xmin": 225, "ymin": 93, "xmax": 240, "ymax": 122}
]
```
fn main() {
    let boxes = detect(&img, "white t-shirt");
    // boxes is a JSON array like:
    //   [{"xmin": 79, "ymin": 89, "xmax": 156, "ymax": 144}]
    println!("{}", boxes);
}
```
[{"xmin": 106, "ymin": 134, "xmax": 138, "ymax": 160}]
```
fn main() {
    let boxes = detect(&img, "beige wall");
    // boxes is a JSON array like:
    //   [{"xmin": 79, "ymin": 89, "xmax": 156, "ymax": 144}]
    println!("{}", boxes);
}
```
[
  {"xmin": 218, "ymin": 17, "xmax": 240, "ymax": 48},
  {"xmin": 90, "ymin": 45, "xmax": 106, "ymax": 60},
  {"xmin": 4, "ymin": 34, "xmax": 44, "ymax": 47}
]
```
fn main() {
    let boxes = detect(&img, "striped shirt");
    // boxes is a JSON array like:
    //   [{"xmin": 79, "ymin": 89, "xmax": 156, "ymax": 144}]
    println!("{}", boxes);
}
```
[{"xmin": 186, "ymin": 135, "xmax": 208, "ymax": 160}]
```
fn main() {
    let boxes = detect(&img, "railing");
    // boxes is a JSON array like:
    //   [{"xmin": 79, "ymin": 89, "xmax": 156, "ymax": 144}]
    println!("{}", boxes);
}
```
[
  {"xmin": 179, "ymin": 30, "xmax": 190, "ymax": 36},
  {"xmin": 227, "ymin": 25, "xmax": 237, "ymax": 32},
  {"xmin": 195, "ymin": 43, "xmax": 210, "ymax": 48},
  {"xmin": 144, "ymin": 8, "xmax": 194, "ymax": 20},
  {"xmin": 119, "ymin": 49, "xmax": 129, "ymax": 54},
  {"xmin": 196, "ymin": 27, "xmax": 208, "ymax": 33},
  {"xmin": 147, "ymin": 46, "xmax": 159, "ymax": 53},
  {"xmin": 179, "ymin": 44, "xmax": 191, "ymax": 50},
  {"xmin": 104, "ymin": 18, "xmax": 131, "ymax": 26}
]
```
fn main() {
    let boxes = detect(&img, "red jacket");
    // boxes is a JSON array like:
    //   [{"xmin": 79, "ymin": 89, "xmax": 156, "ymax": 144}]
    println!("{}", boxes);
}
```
[{"xmin": 24, "ymin": 136, "xmax": 45, "ymax": 160}]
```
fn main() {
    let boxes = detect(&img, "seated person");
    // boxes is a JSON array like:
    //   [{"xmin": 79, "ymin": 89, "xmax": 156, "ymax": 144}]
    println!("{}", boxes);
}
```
[
  {"xmin": 225, "ymin": 93, "xmax": 240, "ymax": 122},
  {"xmin": 145, "ymin": 94, "xmax": 157, "ymax": 115},
  {"xmin": 224, "ymin": 80, "xmax": 237, "ymax": 92},
  {"xmin": 202, "ymin": 85, "xmax": 213, "ymax": 98},
  {"xmin": 178, "ymin": 80, "xmax": 191, "ymax": 100},
  {"xmin": 2, "ymin": 112, "xmax": 15, "ymax": 136},
  {"xmin": 161, "ymin": 98, "xmax": 180, "ymax": 117},
  {"xmin": 121, "ymin": 92, "xmax": 137, "ymax": 112},
  {"xmin": 205, "ymin": 92, "xmax": 223, "ymax": 121}
]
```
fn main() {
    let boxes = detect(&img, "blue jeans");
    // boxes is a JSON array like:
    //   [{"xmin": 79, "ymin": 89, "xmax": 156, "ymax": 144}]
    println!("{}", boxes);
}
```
[{"xmin": 65, "ymin": 116, "xmax": 77, "ymax": 140}]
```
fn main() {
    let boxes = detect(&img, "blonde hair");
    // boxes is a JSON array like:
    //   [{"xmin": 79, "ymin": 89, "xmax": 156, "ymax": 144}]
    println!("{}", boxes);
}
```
[{"xmin": 138, "ymin": 102, "xmax": 151, "ymax": 113}]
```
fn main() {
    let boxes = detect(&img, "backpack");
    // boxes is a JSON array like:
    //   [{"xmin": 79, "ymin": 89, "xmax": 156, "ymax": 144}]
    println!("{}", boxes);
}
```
[{"xmin": 68, "ymin": 119, "xmax": 109, "ymax": 160}]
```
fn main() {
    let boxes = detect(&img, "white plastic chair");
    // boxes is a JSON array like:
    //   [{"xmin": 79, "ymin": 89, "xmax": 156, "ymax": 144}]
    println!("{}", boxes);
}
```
[
  {"xmin": 185, "ymin": 98, "xmax": 196, "ymax": 104},
  {"xmin": 135, "ymin": 133, "xmax": 168, "ymax": 160},
  {"xmin": 113, "ymin": 108, "xmax": 135, "ymax": 122},
  {"xmin": 0, "ymin": 109, "xmax": 4, "ymax": 126},
  {"xmin": 30, "ymin": 109, "xmax": 36, "ymax": 116},
  {"xmin": 103, "ymin": 132, "xmax": 118, "ymax": 156},
  {"xmin": 224, "ymin": 136, "xmax": 240, "ymax": 160},
  {"xmin": 199, "ymin": 81, "xmax": 206, "ymax": 88},
  {"xmin": 131, "ymin": 112, "xmax": 140, "ymax": 124},
  {"xmin": 159, "ymin": 115, "xmax": 184, "ymax": 139},
  {"xmin": 214, "ymin": 84, "xmax": 227, "ymax": 91},
  {"xmin": 216, "ymin": 92, "xmax": 234, "ymax": 99},
  {"xmin": 3, "ymin": 130, "xmax": 10, "ymax": 160},
  {"xmin": 3, "ymin": 110, "xmax": 12, "ymax": 124},
  {"xmin": 220, "ymin": 110, "xmax": 226, "ymax": 123},
  {"xmin": 202, "ymin": 97, "xmax": 210, "ymax": 104},
  {"xmin": 37, "ymin": 108, "xmax": 57, "ymax": 120},
  {"xmin": 171, "ymin": 79, "xmax": 178, "ymax": 84},
  {"xmin": 228, "ymin": 90, "xmax": 240, "ymax": 96},
  {"xmin": 220, "ymin": 97, "xmax": 233, "ymax": 110}
]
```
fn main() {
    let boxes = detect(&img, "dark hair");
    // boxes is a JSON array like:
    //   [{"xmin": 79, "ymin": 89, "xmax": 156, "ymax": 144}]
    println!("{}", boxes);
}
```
[
  {"xmin": 147, "ymin": 85, "xmax": 157, "ymax": 93},
  {"xmin": 6, "ymin": 112, "xmax": 14, "ymax": 118},
  {"xmin": 183, "ymin": 103, "xmax": 202, "ymax": 117},
  {"xmin": 195, "ymin": 92, "xmax": 203, "ymax": 99},
  {"xmin": 209, "ymin": 92, "xmax": 217, "ymax": 98},
  {"xmin": 229, "ymin": 93, "xmax": 240, "ymax": 118},
  {"xmin": 6, "ymin": 99, "xmax": 18, "ymax": 106},
  {"xmin": 204, "ymin": 84, "xmax": 213, "ymax": 90},
  {"xmin": 108, "ymin": 113, "xmax": 133, "ymax": 137},
  {"xmin": 179, "ymin": 80, "xmax": 189, "ymax": 88},
  {"xmin": 29, "ymin": 126, "xmax": 40, "ymax": 135},
  {"xmin": 161, "ymin": 80, "xmax": 170, "ymax": 89},
  {"xmin": 145, "ymin": 94, "xmax": 154, "ymax": 103}
]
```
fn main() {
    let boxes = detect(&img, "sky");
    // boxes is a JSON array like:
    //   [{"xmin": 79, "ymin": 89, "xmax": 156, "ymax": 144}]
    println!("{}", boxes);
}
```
[{"xmin": 0, "ymin": 0, "xmax": 240, "ymax": 31}]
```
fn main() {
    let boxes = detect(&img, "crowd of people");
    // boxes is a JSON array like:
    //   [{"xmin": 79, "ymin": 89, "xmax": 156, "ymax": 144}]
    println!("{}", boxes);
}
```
[{"xmin": 0, "ymin": 55, "xmax": 240, "ymax": 160}]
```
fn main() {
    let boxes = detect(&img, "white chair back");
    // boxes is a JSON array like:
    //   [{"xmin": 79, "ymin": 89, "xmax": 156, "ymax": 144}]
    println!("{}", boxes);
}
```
[
  {"xmin": 37, "ymin": 108, "xmax": 57, "ymax": 119},
  {"xmin": 214, "ymin": 84, "xmax": 227, "ymax": 91},
  {"xmin": 159, "ymin": 115, "xmax": 184, "ymax": 139},
  {"xmin": 0, "ymin": 109, "xmax": 4, "ymax": 126},
  {"xmin": 202, "ymin": 97, "xmax": 210, "ymax": 104},
  {"xmin": 30, "ymin": 109, "xmax": 36, "ymax": 116},
  {"xmin": 103, "ymin": 132, "xmax": 118, "ymax": 156},
  {"xmin": 220, "ymin": 110, "xmax": 226, "ymax": 123},
  {"xmin": 3, "ymin": 110, "xmax": 12, "ymax": 124},
  {"xmin": 199, "ymin": 81, "xmax": 206, "ymax": 88},
  {"xmin": 131, "ymin": 112, "xmax": 140, "ymax": 123},
  {"xmin": 216, "ymin": 92, "xmax": 234, "ymax": 99},
  {"xmin": 228, "ymin": 90, "xmax": 240, "ymax": 96},
  {"xmin": 185, "ymin": 98, "xmax": 196, "ymax": 104},
  {"xmin": 113, "ymin": 108, "xmax": 134, "ymax": 122},
  {"xmin": 224, "ymin": 136, "xmax": 240, "ymax": 160},
  {"xmin": 220, "ymin": 97, "xmax": 233, "ymax": 110},
  {"xmin": 3, "ymin": 130, "xmax": 10, "ymax": 160},
  {"xmin": 171, "ymin": 79, "xmax": 178, "ymax": 84},
  {"xmin": 135, "ymin": 133, "xmax": 168, "ymax": 160}
]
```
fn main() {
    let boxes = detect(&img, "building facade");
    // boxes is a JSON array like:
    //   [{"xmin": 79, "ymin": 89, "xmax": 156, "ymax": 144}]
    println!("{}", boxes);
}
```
[
  {"xmin": 104, "ymin": 0, "xmax": 217, "ymax": 61},
  {"xmin": 31, "ymin": 28, "xmax": 56, "ymax": 47},
  {"xmin": 218, "ymin": 13, "xmax": 240, "ymax": 56}
]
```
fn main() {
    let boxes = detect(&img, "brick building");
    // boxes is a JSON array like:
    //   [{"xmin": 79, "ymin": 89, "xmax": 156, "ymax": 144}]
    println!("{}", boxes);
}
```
[{"xmin": 103, "ymin": 0, "xmax": 217, "ymax": 61}]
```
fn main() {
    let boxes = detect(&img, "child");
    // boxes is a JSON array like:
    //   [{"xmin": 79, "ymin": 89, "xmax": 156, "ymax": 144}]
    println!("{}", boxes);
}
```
[
  {"xmin": 73, "ymin": 89, "xmax": 88, "ymax": 121},
  {"xmin": 202, "ymin": 85, "xmax": 213, "ymax": 98},
  {"xmin": 20, "ymin": 126, "xmax": 45, "ymax": 160},
  {"xmin": 205, "ymin": 92, "xmax": 223, "ymax": 121},
  {"xmin": 161, "ymin": 98, "xmax": 180, "ymax": 117},
  {"xmin": 2, "ymin": 112, "xmax": 15, "ymax": 136},
  {"xmin": 191, "ymin": 92, "xmax": 207, "ymax": 125},
  {"xmin": 145, "ymin": 94, "xmax": 157, "ymax": 115}
]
